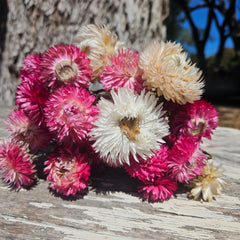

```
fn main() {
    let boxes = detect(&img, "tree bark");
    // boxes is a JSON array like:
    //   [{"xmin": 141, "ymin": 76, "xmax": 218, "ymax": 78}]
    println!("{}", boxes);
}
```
[{"xmin": 0, "ymin": 0, "xmax": 169, "ymax": 106}]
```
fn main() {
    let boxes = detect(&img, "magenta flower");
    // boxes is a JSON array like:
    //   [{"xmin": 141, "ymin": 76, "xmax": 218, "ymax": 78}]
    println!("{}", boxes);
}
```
[
  {"xmin": 0, "ymin": 141, "xmax": 36, "ymax": 190},
  {"xmin": 170, "ymin": 100, "xmax": 218, "ymax": 140},
  {"xmin": 44, "ymin": 86, "xmax": 99, "ymax": 143},
  {"xmin": 20, "ymin": 53, "xmax": 43, "ymax": 77},
  {"xmin": 124, "ymin": 145, "xmax": 169, "ymax": 182},
  {"xmin": 16, "ymin": 74, "xmax": 49, "ymax": 126},
  {"xmin": 7, "ymin": 109, "xmax": 52, "ymax": 152},
  {"xmin": 44, "ymin": 148, "xmax": 90, "ymax": 196},
  {"xmin": 100, "ymin": 49, "xmax": 144, "ymax": 93},
  {"xmin": 41, "ymin": 44, "xmax": 92, "ymax": 90},
  {"xmin": 167, "ymin": 136, "xmax": 207, "ymax": 183},
  {"xmin": 139, "ymin": 176, "xmax": 177, "ymax": 202}
]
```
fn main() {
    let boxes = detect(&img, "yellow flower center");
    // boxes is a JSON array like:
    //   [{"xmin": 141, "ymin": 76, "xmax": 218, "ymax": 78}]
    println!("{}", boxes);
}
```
[{"xmin": 119, "ymin": 117, "xmax": 140, "ymax": 141}]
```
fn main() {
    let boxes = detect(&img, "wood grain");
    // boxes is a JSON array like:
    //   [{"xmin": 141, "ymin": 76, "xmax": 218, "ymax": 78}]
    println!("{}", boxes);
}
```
[{"xmin": 0, "ymin": 106, "xmax": 239, "ymax": 240}]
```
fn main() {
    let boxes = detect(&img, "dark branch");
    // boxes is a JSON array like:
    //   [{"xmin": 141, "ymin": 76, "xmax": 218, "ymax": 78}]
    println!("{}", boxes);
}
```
[
  {"xmin": 203, "ymin": 0, "xmax": 215, "ymax": 45},
  {"xmin": 189, "ymin": 3, "xmax": 208, "ymax": 12}
]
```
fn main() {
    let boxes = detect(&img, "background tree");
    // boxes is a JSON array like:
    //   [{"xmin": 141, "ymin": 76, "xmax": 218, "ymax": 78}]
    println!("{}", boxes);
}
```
[
  {"xmin": 0, "ymin": 0, "xmax": 169, "ymax": 106},
  {"xmin": 172, "ymin": 0, "xmax": 240, "ymax": 73}
]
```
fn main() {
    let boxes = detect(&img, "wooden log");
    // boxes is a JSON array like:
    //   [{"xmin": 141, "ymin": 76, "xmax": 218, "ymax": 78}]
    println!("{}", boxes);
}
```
[{"xmin": 0, "ymin": 106, "xmax": 239, "ymax": 240}]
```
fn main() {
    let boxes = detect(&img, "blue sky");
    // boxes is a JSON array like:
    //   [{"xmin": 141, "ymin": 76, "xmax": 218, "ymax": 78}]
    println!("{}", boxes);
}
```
[{"xmin": 178, "ymin": 1, "xmax": 239, "ymax": 58}]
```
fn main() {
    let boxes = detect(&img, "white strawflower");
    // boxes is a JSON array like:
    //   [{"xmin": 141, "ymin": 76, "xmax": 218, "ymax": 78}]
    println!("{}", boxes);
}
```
[{"xmin": 90, "ymin": 87, "xmax": 169, "ymax": 167}]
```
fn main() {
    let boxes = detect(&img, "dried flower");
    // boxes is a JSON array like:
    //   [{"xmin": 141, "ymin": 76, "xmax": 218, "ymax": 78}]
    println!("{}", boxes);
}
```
[
  {"xmin": 44, "ymin": 148, "xmax": 90, "ymax": 196},
  {"xmin": 90, "ymin": 87, "xmax": 169, "ymax": 167},
  {"xmin": 100, "ymin": 48, "xmax": 144, "ymax": 93},
  {"xmin": 0, "ymin": 141, "xmax": 36, "ymax": 190},
  {"xmin": 44, "ymin": 86, "xmax": 99, "ymax": 143},
  {"xmin": 139, "ymin": 176, "xmax": 178, "ymax": 202},
  {"xmin": 7, "ymin": 109, "xmax": 52, "ymax": 152},
  {"xmin": 124, "ymin": 144, "xmax": 169, "ymax": 182},
  {"xmin": 167, "ymin": 136, "xmax": 207, "ymax": 183},
  {"xmin": 16, "ymin": 74, "xmax": 49, "ymax": 126},
  {"xmin": 41, "ymin": 44, "xmax": 92, "ymax": 90},
  {"xmin": 170, "ymin": 100, "xmax": 218, "ymax": 140},
  {"xmin": 0, "ymin": 23, "xmax": 221, "ymax": 204},
  {"xmin": 139, "ymin": 41, "xmax": 204, "ymax": 104},
  {"xmin": 75, "ymin": 24, "xmax": 123, "ymax": 80},
  {"xmin": 20, "ymin": 53, "xmax": 43, "ymax": 77},
  {"xmin": 188, "ymin": 161, "xmax": 227, "ymax": 201}
]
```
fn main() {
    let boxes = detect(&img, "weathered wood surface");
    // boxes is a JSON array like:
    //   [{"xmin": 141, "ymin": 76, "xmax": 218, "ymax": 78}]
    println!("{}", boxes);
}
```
[{"xmin": 0, "ymin": 106, "xmax": 239, "ymax": 240}]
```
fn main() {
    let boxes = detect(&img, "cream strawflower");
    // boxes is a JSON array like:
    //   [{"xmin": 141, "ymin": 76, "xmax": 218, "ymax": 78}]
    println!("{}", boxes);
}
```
[
  {"xmin": 90, "ymin": 87, "xmax": 169, "ymax": 167},
  {"xmin": 74, "ymin": 24, "xmax": 123, "ymax": 81},
  {"xmin": 188, "ymin": 161, "xmax": 227, "ymax": 201},
  {"xmin": 139, "ymin": 41, "xmax": 204, "ymax": 104}
]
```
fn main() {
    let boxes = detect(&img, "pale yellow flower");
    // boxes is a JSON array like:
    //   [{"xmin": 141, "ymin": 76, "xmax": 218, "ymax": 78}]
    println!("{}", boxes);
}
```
[
  {"xmin": 74, "ymin": 24, "xmax": 123, "ymax": 81},
  {"xmin": 188, "ymin": 161, "xmax": 227, "ymax": 201},
  {"xmin": 139, "ymin": 41, "xmax": 204, "ymax": 104}
]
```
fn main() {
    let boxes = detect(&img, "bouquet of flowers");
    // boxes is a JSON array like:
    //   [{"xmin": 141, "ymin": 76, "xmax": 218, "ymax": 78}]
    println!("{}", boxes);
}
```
[{"xmin": 0, "ymin": 24, "xmax": 226, "ymax": 202}]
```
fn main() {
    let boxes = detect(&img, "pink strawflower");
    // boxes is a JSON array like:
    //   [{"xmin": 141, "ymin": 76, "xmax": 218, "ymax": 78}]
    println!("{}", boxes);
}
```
[
  {"xmin": 124, "ymin": 145, "xmax": 169, "ymax": 182},
  {"xmin": 139, "ymin": 176, "xmax": 177, "ymax": 202},
  {"xmin": 16, "ymin": 74, "xmax": 49, "ymax": 126},
  {"xmin": 163, "ymin": 134, "xmax": 178, "ymax": 149},
  {"xmin": 41, "ymin": 44, "xmax": 92, "ymax": 90},
  {"xmin": 167, "ymin": 136, "xmax": 207, "ymax": 183},
  {"xmin": 7, "ymin": 109, "xmax": 52, "ymax": 152},
  {"xmin": 44, "ymin": 86, "xmax": 99, "ymax": 143},
  {"xmin": 170, "ymin": 100, "xmax": 218, "ymax": 140},
  {"xmin": 20, "ymin": 53, "xmax": 43, "ymax": 77},
  {"xmin": 0, "ymin": 141, "xmax": 36, "ymax": 190},
  {"xmin": 100, "ymin": 49, "xmax": 144, "ymax": 93},
  {"xmin": 44, "ymin": 148, "xmax": 90, "ymax": 196}
]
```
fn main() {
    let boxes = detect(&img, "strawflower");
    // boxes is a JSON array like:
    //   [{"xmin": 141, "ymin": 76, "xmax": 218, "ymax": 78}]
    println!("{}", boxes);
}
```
[
  {"xmin": 124, "ymin": 144, "xmax": 169, "ymax": 182},
  {"xmin": 41, "ymin": 44, "xmax": 92, "ymax": 90},
  {"xmin": 16, "ymin": 74, "xmax": 49, "ymax": 126},
  {"xmin": 188, "ymin": 161, "xmax": 227, "ymax": 201},
  {"xmin": 170, "ymin": 100, "xmax": 218, "ymax": 140},
  {"xmin": 100, "ymin": 48, "xmax": 144, "ymax": 93},
  {"xmin": 139, "ymin": 176, "xmax": 178, "ymax": 202},
  {"xmin": 20, "ymin": 53, "xmax": 43, "ymax": 77},
  {"xmin": 44, "ymin": 148, "xmax": 90, "ymax": 196},
  {"xmin": 7, "ymin": 109, "xmax": 52, "ymax": 152},
  {"xmin": 44, "ymin": 86, "xmax": 99, "ymax": 143},
  {"xmin": 167, "ymin": 136, "xmax": 207, "ymax": 183},
  {"xmin": 139, "ymin": 41, "xmax": 204, "ymax": 104},
  {"xmin": 90, "ymin": 87, "xmax": 169, "ymax": 167},
  {"xmin": 0, "ymin": 141, "xmax": 36, "ymax": 190},
  {"xmin": 74, "ymin": 24, "xmax": 123, "ymax": 80}
]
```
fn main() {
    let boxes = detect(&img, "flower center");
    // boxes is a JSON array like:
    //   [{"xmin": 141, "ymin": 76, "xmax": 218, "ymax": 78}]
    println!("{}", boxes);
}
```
[
  {"xmin": 60, "ymin": 166, "xmax": 69, "ymax": 177},
  {"xmin": 55, "ymin": 60, "xmax": 78, "ymax": 82},
  {"xmin": 59, "ymin": 159, "xmax": 76, "ymax": 177},
  {"xmin": 119, "ymin": 117, "xmax": 140, "ymax": 141},
  {"xmin": 61, "ymin": 101, "xmax": 84, "ymax": 122},
  {"xmin": 191, "ymin": 118, "xmax": 206, "ymax": 136}
]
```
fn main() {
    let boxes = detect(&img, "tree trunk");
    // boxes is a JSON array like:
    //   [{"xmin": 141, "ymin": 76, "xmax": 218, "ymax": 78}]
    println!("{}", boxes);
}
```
[{"xmin": 0, "ymin": 0, "xmax": 169, "ymax": 106}]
